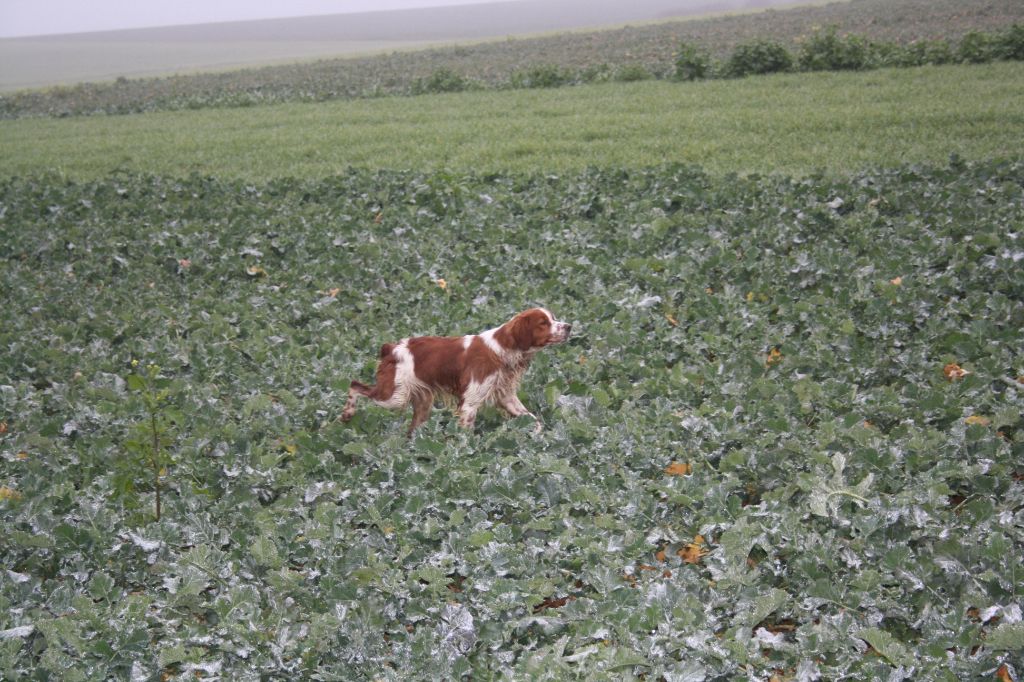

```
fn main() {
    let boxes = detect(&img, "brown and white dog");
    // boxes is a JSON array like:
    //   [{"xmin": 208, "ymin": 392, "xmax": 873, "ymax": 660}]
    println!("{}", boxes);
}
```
[{"xmin": 341, "ymin": 308, "xmax": 571, "ymax": 435}]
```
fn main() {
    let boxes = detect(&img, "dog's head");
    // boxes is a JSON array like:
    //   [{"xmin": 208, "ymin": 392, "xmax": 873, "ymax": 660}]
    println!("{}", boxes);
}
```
[{"xmin": 507, "ymin": 307, "xmax": 572, "ymax": 351}]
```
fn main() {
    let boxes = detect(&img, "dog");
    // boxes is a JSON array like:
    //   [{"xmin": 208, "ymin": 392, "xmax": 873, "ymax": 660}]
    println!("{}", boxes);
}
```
[{"xmin": 341, "ymin": 308, "xmax": 571, "ymax": 435}]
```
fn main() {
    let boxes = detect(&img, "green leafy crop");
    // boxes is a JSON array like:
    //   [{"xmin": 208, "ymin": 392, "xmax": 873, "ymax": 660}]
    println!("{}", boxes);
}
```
[{"xmin": 1, "ymin": 158, "xmax": 1022, "ymax": 678}]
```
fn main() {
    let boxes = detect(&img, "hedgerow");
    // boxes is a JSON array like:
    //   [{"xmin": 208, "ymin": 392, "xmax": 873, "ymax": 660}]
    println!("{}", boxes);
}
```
[{"xmin": 681, "ymin": 23, "xmax": 1024, "ymax": 80}]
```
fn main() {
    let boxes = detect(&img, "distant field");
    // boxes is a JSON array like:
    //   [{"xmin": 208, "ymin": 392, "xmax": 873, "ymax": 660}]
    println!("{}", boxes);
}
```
[
  {"xmin": 0, "ymin": 0, "xmax": 793, "ymax": 92},
  {"xmin": 1, "ymin": 62, "xmax": 1021, "ymax": 180},
  {"xmin": 2, "ymin": 0, "xmax": 1021, "ymax": 115},
  {"xmin": 0, "ymin": 40, "xmax": 434, "ymax": 93}
]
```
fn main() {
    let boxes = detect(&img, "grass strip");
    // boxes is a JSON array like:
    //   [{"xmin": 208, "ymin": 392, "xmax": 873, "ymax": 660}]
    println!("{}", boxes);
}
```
[{"xmin": 1, "ymin": 62, "xmax": 1021, "ymax": 179}]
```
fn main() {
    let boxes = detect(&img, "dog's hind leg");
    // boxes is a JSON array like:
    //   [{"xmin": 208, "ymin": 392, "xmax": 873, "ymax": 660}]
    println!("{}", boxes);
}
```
[{"xmin": 407, "ymin": 391, "xmax": 434, "ymax": 437}]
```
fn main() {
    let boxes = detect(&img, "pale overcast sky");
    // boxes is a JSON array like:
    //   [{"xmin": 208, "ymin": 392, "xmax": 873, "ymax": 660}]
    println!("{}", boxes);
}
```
[{"xmin": 1, "ymin": 1, "xmax": 510, "ymax": 38}]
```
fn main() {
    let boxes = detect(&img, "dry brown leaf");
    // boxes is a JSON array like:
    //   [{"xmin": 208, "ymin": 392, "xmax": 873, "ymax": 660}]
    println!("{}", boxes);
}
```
[
  {"xmin": 965, "ymin": 415, "xmax": 991, "ymax": 426},
  {"xmin": 664, "ymin": 461, "xmax": 692, "ymax": 476},
  {"xmin": 678, "ymin": 544, "xmax": 705, "ymax": 564},
  {"xmin": 677, "ymin": 535, "xmax": 708, "ymax": 564}
]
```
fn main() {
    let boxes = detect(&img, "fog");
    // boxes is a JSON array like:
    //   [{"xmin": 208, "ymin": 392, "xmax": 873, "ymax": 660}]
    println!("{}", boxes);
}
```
[{"xmin": 2, "ymin": 0, "xmax": 794, "ymax": 39}]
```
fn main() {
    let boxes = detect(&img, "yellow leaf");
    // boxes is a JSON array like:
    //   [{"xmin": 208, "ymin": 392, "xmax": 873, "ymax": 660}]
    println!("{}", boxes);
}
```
[
  {"xmin": 664, "ymin": 461, "xmax": 692, "ymax": 476},
  {"xmin": 16, "ymin": 451, "xmax": 28, "ymax": 460},
  {"xmin": 436, "ymin": 278, "xmax": 447, "ymax": 291},
  {"xmin": 965, "ymin": 415, "xmax": 991, "ymax": 426},
  {"xmin": 246, "ymin": 265, "xmax": 267, "ymax": 277},
  {"xmin": 0, "ymin": 486, "xmax": 23, "ymax": 501},
  {"xmin": 677, "ymin": 535, "xmax": 709, "ymax": 564},
  {"xmin": 283, "ymin": 443, "xmax": 297, "ymax": 455},
  {"xmin": 890, "ymin": 276, "xmax": 903, "ymax": 286},
  {"xmin": 665, "ymin": 313, "xmax": 679, "ymax": 326},
  {"xmin": 746, "ymin": 291, "xmax": 754, "ymax": 302},
  {"xmin": 327, "ymin": 287, "xmax": 341, "ymax": 298},
  {"xmin": 765, "ymin": 347, "xmax": 783, "ymax": 367}
]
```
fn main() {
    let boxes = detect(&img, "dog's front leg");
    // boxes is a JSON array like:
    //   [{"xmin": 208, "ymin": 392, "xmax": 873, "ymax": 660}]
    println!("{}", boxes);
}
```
[{"xmin": 496, "ymin": 392, "xmax": 542, "ymax": 433}]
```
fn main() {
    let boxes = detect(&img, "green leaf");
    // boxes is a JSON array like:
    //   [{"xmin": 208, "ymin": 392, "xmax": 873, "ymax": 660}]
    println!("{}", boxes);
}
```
[
  {"xmin": 250, "ymin": 535, "xmax": 282, "ymax": 568},
  {"xmin": 744, "ymin": 588, "xmax": 789, "ymax": 627},
  {"xmin": 158, "ymin": 645, "xmax": 188, "ymax": 668},
  {"xmin": 986, "ymin": 623, "xmax": 1024, "ymax": 651},
  {"xmin": 720, "ymin": 518, "xmax": 759, "ymax": 572},
  {"xmin": 859, "ymin": 627, "xmax": 913, "ymax": 666}
]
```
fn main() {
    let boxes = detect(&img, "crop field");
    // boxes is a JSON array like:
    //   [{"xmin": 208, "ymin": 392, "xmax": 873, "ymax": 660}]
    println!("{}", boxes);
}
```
[
  {"xmin": 2, "ymin": 0, "xmax": 1024, "ymax": 678},
  {"xmin": 2, "ymin": 156, "xmax": 1023, "ymax": 677}
]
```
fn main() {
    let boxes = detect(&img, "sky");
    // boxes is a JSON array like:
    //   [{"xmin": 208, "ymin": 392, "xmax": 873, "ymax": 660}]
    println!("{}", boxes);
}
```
[{"xmin": 0, "ymin": 0, "xmax": 512, "ymax": 38}]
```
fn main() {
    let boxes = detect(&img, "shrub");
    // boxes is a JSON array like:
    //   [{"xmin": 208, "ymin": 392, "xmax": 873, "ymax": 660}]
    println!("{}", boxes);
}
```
[
  {"xmin": 578, "ymin": 63, "xmax": 614, "ymax": 83},
  {"xmin": 725, "ymin": 39, "xmax": 794, "ymax": 78},
  {"xmin": 799, "ymin": 27, "xmax": 871, "ymax": 71},
  {"xmin": 958, "ymin": 31, "xmax": 996, "ymax": 63},
  {"xmin": 413, "ymin": 68, "xmax": 471, "ymax": 94},
  {"xmin": 510, "ymin": 64, "xmax": 573, "ymax": 89},
  {"xmin": 993, "ymin": 23, "xmax": 1024, "ymax": 60},
  {"xmin": 675, "ymin": 42, "xmax": 713, "ymax": 81},
  {"xmin": 898, "ymin": 39, "xmax": 955, "ymax": 67},
  {"xmin": 614, "ymin": 64, "xmax": 653, "ymax": 82}
]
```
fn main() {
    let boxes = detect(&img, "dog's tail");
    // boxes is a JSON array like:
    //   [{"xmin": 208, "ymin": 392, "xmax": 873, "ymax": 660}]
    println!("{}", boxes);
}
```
[
  {"xmin": 340, "ymin": 379, "xmax": 373, "ymax": 422},
  {"xmin": 349, "ymin": 380, "xmax": 372, "ymax": 397}
]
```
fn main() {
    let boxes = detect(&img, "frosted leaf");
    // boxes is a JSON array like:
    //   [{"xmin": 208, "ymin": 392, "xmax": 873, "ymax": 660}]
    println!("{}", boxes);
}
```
[
  {"xmin": 127, "ymin": 532, "xmax": 162, "ymax": 552},
  {"xmin": 753, "ymin": 627, "xmax": 788, "ymax": 648},
  {"xmin": 0, "ymin": 625, "xmax": 34, "ymax": 639},
  {"xmin": 438, "ymin": 604, "xmax": 476, "ymax": 658},
  {"xmin": 6, "ymin": 570, "xmax": 30, "ymax": 583},
  {"xmin": 637, "ymin": 295, "xmax": 662, "ymax": 308}
]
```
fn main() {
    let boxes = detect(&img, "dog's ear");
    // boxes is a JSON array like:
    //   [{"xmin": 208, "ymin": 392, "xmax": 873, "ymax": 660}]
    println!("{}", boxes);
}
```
[
  {"xmin": 510, "ymin": 313, "xmax": 534, "ymax": 351},
  {"xmin": 509, "ymin": 310, "xmax": 547, "ymax": 351}
]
